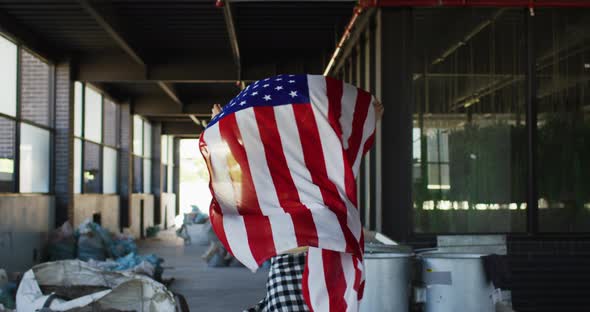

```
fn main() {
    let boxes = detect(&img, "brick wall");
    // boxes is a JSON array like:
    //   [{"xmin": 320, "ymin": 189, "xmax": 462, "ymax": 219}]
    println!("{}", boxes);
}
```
[
  {"xmin": 54, "ymin": 61, "xmax": 73, "ymax": 225},
  {"xmin": 20, "ymin": 50, "xmax": 51, "ymax": 127}
]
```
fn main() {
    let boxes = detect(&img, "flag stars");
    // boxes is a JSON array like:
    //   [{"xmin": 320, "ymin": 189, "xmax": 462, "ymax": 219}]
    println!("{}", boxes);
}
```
[
  {"xmin": 289, "ymin": 90, "xmax": 298, "ymax": 98},
  {"xmin": 275, "ymin": 78, "xmax": 283, "ymax": 81},
  {"xmin": 251, "ymin": 91, "xmax": 258, "ymax": 96},
  {"xmin": 275, "ymin": 85, "xmax": 283, "ymax": 91},
  {"xmin": 288, "ymin": 80, "xmax": 295, "ymax": 83},
  {"xmin": 239, "ymin": 100, "xmax": 247, "ymax": 106},
  {"xmin": 263, "ymin": 95, "xmax": 272, "ymax": 101},
  {"xmin": 263, "ymin": 84, "xmax": 270, "ymax": 88}
]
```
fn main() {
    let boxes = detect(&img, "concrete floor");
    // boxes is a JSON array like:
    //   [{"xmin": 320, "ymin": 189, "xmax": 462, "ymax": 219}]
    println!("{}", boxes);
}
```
[{"xmin": 138, "ymin": 229, "xmax": 268, "ymax": 312}]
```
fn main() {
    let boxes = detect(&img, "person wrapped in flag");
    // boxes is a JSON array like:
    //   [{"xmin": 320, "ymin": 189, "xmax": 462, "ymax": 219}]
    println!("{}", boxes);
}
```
[{"xmin": 200, "ymin": 74, "xmax": 383, "ymax": 311}]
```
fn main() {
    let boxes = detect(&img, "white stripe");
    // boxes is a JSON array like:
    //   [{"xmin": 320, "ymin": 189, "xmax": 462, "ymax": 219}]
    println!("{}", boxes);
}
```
[
  {"xmin": 310, "ymin": 95, "xmax": 363, "ymax": 244},
  {"xmin": 340, "ymin": 83, "xmax": 357, "ymax": 149},
  {"xmin": 352, "ymin": 98, "xmax": 376, "ymax": 176},
  {"xmin": 307, "ymin": 247, "xmax": 330, "ymax": 312},
  {"xmin": 363, "ymin": 153, "xmax": 371, "ymax": 228},
  {"xmin": 341, "ymin": 253, "xmax": 360, "ymax": 312},
  {"xmin": 202, "ymin": 123, "xmax": 258, "ymax": 270},
  {"xmin": 234, "ymin": 108, "xmax": 298, "ymax": 253},
  {"xmin": 274, "ymin": 104, "xmax": 346, "ymax": 251}
]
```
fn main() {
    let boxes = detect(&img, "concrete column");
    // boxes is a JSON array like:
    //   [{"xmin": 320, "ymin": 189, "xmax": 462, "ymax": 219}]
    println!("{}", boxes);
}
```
[
  {"xmin": 377, "ymin": 8, "xmax": 414, "ymax": 242},
  {"xmin": 151, "ymin": 122, "xmax": 162, "ymax": 225},
  {"xmin": 54, "ymin": 61, "xmax": 73, "ymax": 226},
  {"xmin": 119, "ymin": 101, "xmax": 132, "ymax": 229}
]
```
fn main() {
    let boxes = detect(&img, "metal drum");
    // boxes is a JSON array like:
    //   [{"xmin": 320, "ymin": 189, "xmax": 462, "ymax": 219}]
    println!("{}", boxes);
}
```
[
  {"xmin": 360, "ymin": 244, "xmax": 413, "ymax": 312},
  {"xmin": 420, "ymin": 252, "xmax": 495, "ymax": 312}
]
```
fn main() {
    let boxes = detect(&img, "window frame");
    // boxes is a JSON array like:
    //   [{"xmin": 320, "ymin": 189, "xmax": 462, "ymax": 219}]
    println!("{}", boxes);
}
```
[
  {"xmin": 0, "ymin": 35, "xmax": 54, "ymax": 195},
  {"xmin": 74, "ymin": 82, "xmax": 120, "ymax": 195}
]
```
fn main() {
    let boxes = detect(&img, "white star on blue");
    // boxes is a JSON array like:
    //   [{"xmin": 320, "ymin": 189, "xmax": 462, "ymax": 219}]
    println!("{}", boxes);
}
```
[{"xmin": 207, "ymin": 74, "xmax": 310, "ymax": 128}]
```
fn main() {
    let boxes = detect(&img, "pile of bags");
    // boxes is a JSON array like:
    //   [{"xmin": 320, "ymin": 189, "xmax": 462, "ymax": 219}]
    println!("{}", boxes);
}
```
[
  {"xmin": 47, "ymin": 220, "xmax": 162, "ymax": 280},
  {"xmin": 0, "ymin": 269, "xmax": 16, "ymax": 311},
  {"xmin": 15, "ymin": 260, "xmax": 176, "ymax": 312}
]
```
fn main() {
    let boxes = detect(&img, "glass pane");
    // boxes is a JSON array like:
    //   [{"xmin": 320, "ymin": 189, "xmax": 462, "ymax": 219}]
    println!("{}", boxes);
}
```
[
  {"xmin": 103, "ymin": 98, "xmax": 118, "ymax": 147},
  {"xmin": 412, "ymin": 8, "xmax": 527, "ymax": 233},
  {"xmin": 0, "ymin": 35, "xmax": 17, "ymax": 117},
  {"xmin": 103, "ymin": 147, "xmax": 117, "ymax": 194},
  {"xmin": 84, "ymin": 86, "xmax": 102, "ymax": 143},
  {"xmin": 20, "ymin": 50, "xmax": 51, "ymax": 126},
  {"xmin": 163, "ymin": 164, "xmax": 168, "ymax": 193},
  {"xmin": 74, "ymin": 82, "xmax": 83, "ymax": 137},
  {"xmin": 161, "ymin": 135, "xmax": 168, "ymax": 164},
  {"xmin": 133, "ymin": 115, "xmax": 143, "ymax": 156},
  {"xmin": 536, "ymin": 9, "xmax": 590, "ymax": 232},
  {"xmin": 19, "ymin": 123, "xmax": 50, "ymax": 193},
  {"xmin": 144, "ymin": 158, "xmax": 151, "ymax": 193},
  {"xmin": 168, "ymin": 136, "xmax": 174, "ymax": 165},
  {"xmin": 133, "ymin": 155, "xmax": 142, "ymax": 193},
  {"xmin": 83, "ymin": 141, "xmax": 101, "ymax": 193},
  {"xmin": 143, "ymin": 121, "xmax": 152, "ymax": 158},
  {"xmin": 74, "ymin": 138, "xmax": 82, "ymax": 194},
  {"xmin": 0, "ymin": 117, "xmax": 15, "ymax": 192}
]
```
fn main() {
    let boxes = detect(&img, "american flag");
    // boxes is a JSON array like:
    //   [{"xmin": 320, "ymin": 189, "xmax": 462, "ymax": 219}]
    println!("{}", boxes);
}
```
[{"xmin": 200, "ymin": 74, "xmax": 376, "ymax": 311}]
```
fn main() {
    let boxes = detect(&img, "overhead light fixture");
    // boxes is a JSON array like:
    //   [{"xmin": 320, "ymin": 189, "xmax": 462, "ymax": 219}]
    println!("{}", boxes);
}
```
[
  {"xmin": 584, "ymin": 63, "xmax": 590, "ymax": 69},
  {"xmin": 463, "ymin": 97, "xmax": 480, "ymax": 108}
]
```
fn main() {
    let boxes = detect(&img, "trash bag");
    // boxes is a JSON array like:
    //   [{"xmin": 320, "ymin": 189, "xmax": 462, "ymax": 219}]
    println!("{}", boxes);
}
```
[
  {"xmin": 16, "ymin": 260, "xmax": 176, "ymax": 312},
  {"xmin": 48, "ymin": 221, "xmax": 76, "ymax": 261},
  {"xmin": 109, "ymin": 236, "xmax": 137, "ymax": 259},
  {"xmin": 77, "ymin": 231, "xmax": 106, "ymax": 261},
  {"xmin": 0, "ymin": 282, "xmax": 16, "ymax": 310}
]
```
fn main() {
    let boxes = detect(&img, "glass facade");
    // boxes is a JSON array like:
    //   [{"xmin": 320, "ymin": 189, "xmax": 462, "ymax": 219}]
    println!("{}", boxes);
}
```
[
  {"xmin": 103, "ymin": 146, "xmax": 118, "ymax": 194},
  {"xmin": 535, "ymin": 9, "xmax": 590, "ymax": 232},
  {"xmin": 412, "ymin": 8, "xmax": 527, "ymax": 233},
  {"xmin": 84, "ymin": 86, "xmax": 103, "ymax": 143}
]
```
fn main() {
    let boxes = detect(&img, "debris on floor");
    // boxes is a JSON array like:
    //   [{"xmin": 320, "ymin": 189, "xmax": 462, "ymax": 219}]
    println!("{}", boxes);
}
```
[
  {"xmin": 0, "ymin": 269, "xmax": 16, "ymax": 311},
  {"xmin": 15, "ymin": 260, "xmax": 176, "ymax": 312}
]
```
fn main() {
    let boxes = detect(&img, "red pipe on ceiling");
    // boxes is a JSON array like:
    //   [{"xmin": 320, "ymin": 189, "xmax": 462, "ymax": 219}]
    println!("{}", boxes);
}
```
[
  {"xmin": 325, "ymin": 0, "xmax": 590, "ymax": 75},
  {"xmin": 359, "ymin": 0, "xmax": 590, "ymax": 8}
]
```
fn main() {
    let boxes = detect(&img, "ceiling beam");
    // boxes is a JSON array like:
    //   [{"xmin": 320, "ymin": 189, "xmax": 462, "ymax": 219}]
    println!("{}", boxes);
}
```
[
  {"xmin": 161, "ymin": 121, "xmax": 202, "ymax": 136},
  {"xmin": 133, "ymin": 96, "xmax": 225, "ymax": 116},
  {"xmin": 222, "ymin": 0, "xmax": 241, "ymax": 81},
  {"xmin": 157, "ymin": 81, "xmax": 183, "ymax": 108},
  {"xmin": 77, "ymin": 0, "xmax": 146, "ymax": 67},
  {"xmin": 76, "ymin": 52, "xmax": 237, "ymax": 82},
  {"xmin": 0, "ymin": 9, "xmax": 59, "ymax": 62}
]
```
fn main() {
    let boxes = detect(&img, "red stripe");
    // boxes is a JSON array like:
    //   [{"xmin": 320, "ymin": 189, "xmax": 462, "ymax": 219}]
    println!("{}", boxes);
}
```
[
  {"xmin": 302, "ymin": 254, "xmax": 314, "ymax": 312},
  {"xmin": 292, "ymin": 104, "xmax": 360, "ymax": 256},
  {"xmin": 346, "ymin": 91, "xmax": 372, "ymax": 165},
  {"xmin": 326, "ymin": 76, "xmax": 343, "ymax": 138},
  {"xmin": 322, "ymin": 250, "xmax": 349, "ymax": 312},
  {"xmin": 218, "ymin": 114, "xmax": 277, "ymax": 265},
  {"xmin": 253, "ymin": 106, "xmax": 319, "ymax": 247},
  {"xmin": 199, "ymin": 136, "xmax": 234, "ymax": 257}
]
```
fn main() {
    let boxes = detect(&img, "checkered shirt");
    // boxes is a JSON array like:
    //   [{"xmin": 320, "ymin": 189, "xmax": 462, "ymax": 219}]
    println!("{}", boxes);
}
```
[{"xmin": 245, "ymin": 253, "xmax": 310, "ymax": 312}]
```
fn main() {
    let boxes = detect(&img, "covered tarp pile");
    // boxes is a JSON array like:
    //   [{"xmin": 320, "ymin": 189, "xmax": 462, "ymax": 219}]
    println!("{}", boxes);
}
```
[
  {"xmin": 15, "ymin": 260, "xmax": 175, "ymax": 311},
  {"xmin": 48, "ymin": 220, "xmax": 163, "ymax": 280}
]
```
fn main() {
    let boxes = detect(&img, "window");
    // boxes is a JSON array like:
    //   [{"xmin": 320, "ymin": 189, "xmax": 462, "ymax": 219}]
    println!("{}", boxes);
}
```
[
  {"xmin": 132, "ymin": 115, "xmax": 153, "ymax": 194},
  {"xmin": 74, "ymin": 138, "xmax": 82, "ymax": 194},
  {"xmin": 535, "ymin": 9, "xmax": 590, "ymax": 232},
  {"xmin": 74, "ymin": 82, "xmax": 120, "ymax": 194},
  {"xmin": 84, "ymin": 86, "xmax": 102, "ymax": 143},
  {"xmin": 83, "ymin": 141, "xmax": 101, "ymax": 193},
  {"xmin": 0, "ymin": 117, "xmax": 16, "ymax": 192},
  {"xmin": 412, "ymin": 8, "xmax": 527, "ymax": 233},
  {"xmin": 133, "ymin": 115, "xmax": 143, "ymax": 156},
  {"xmin": 19, "ymin": 123, "xmax": 50, "ymax": 193},
  {"xmin": 103, "ymin": 147, "xmax": 117, "ymax": 194},
  {"xmin": 74, "ymin": 82, "xmax": 83, "ymax": 137},
  {"xmin": 0, "ymin": 35, "xmax": 17, "ymax": 117},
  {"xmin": 20, "ymin": 50, "xmax": 51, "ymax": 126},
  {"xmin": 0, "ymin": 36, "xmax": 53, "ymax": 194},
  {"xmin": 161, "ymin": 135, "xmax": 174, "ymax": 193}
]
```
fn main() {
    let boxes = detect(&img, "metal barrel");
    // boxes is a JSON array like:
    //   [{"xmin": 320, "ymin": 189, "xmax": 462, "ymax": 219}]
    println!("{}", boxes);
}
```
[
  {"xmin": 419, "ymin": 252, "xmax": 495, "ymax": 312},
  {"xmin": 360, "ymin": 244, "xmax": 413, "ymax": 312}
]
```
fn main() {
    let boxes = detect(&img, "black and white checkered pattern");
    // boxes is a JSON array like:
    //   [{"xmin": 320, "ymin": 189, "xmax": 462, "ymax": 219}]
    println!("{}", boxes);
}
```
[{"xmin": 245, "ymin": 253, "xmax": 310, "ymax": 312}]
